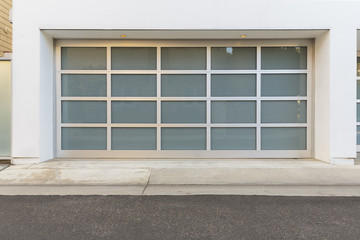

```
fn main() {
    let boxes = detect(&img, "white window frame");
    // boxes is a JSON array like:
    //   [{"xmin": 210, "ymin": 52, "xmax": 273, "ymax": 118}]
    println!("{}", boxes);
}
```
[{"xmin": 55, "ymin": 39, "xmax": 313, "ymax": 159}]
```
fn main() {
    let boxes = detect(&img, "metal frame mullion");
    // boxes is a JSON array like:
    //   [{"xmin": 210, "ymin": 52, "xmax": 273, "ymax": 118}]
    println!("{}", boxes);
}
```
[
  {"xmin": 206, "ymin": 46, "xmax": 211, "ymax": 150},
  {"xmin": 157, "ymin": 46, "xmax": 161, "ymax": 150},
  {"xmin": 256, "ymin": 46, "xmax": 261, "ymax": 151},
  {"xmin": 106, "ymin": 45, "xmax": 112, "ymax": 151}
]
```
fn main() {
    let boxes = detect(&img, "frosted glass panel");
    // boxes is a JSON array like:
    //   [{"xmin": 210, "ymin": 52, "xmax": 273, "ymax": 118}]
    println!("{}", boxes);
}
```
[
  {"xmin": 162, "ymin": 101, "xmax": 206, "ymax": 123},
  {"xmin": 112, "ymin": 74, "xmax": 156, "ymax": 97},
  {"xmin": 61, "ymin": 47, "xmax": 106, "ymax": 70},
  {"xmin": 211, "ymin": 101, "xmax": 256, "ymax": 123},
  {"xmin": 357, "ymin": 103, "xmax": 360, "ymax": 122},
  {"xmin": 112, "ymin": 101, "xmax": 156, "ymax": 123},
  {"xmin": 261, "ymin": 47, "xmax": 307, "ymax": 70},
  {"xmin": 261, "ymin": 74, "xmax": 307, "ymax": 96},
  {"xmin": 261, "ymin": 127, "xmax": 306, "ymax": 150},
  {"xmin": 161, "ymin": 74, "xmax": 206, "ymax": 97},
  {"xmin": 111, "ymin": 47, "xmax": 156, "ymax": 70},
  {"xmin": 0, "ymin": 61, "xmax": 11, "ymax": 156},
  {"xmin": 211, "ymin": 74, "xmax": 256, "ymax": 97},
  {"xmin": 112, "ymin": 128, "xmax": 156, "ymax": 150},
  {"xmin": 357, "ymin": 81, "xmax": 360, "ymax": 99},
  {"xmin": 162, "ymin": 128, "xmax": 206, "ymax": 150},
  {"xmin": 62, "ymin": 128, "xmax": 106, "ymax": 150},
  {"xmin": 161, "ymin": 47, "xmax": 206, "ymax": 70},
  {"xmin": 357, "ymin": 126, "xmax": 360, "ymax": 145},
  {"xmin": 211, "ymin": 47, "xmax": 256, "ymax": 70},
  {"xmin": 61, "ymin": 74, "xmax": 106, "ymax": 97},
  {"xmin": 62, "ymin": 101, "xmax": 106, "ymax": 123},
  {"xmin": 211, "ymin": 128, "xmax": 256, "ymax": 150},
  {"xmin": 262, "ymin": 101, "xmax": 306, "ymax": 123}
]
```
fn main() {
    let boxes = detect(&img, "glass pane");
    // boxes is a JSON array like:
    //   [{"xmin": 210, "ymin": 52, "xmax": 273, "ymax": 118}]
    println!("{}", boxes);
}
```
[
  {"xmin": 261, "ymin": 127, "xmax": 306, "ymax": 150},
  {"xmin": 112, "ymin": 128, "xmax": 156, "ymax": 150},
  {"xmin": 61, "ymin": 47, "xmax": 106, "ymax": 70},
  {"xmin": 0, "ymin": 61, "xmax": 11, "ymax": 156},
  {"xmin": 62, "ymin": 127, "xmax": 106, "ymax": 150},
  {"xmin": 61, "ymin": 74, "xmax": 106, "ymax": 97},
  {"xmin": 111, "ymin": 47, "xmax": 156, "ymax": 70},
  {"xmin": 161, "ymin": 74, "xmax": 206, "ymax": 97},
  {"xmin": 211, "ymin": 74, "xmax": 256, "ymax": 97},
  {"xmin": 161, "ymin": 128, "xmax": 206, "ymax": 150},
  {"xmin": 161, "ymin": 47, "xmax": 206, "ymax": 70},
  {"xmin": 112, "ymin": 101, "xmax": 156, "ymax": 123},
  {"xmin": 357, "ymin": 57, "xmax": 360, "ymax": 77},
  {"xmin": 261, "ymin": 74, "xmax": 307, "ymax": 96},
  {"xmin": 357, "ymin": 81, "xmax": 360, "ymax": 99},
  {"xmin": 211, "ymin": 47, "xmax": 256, "ymax": 70},
  {"xmin": 211, "ymin": 101, "xmax": 256, "ymax": 123},
  {"xmin": 357, "ymin": 126, "xmax": 360, "ymax": 145},
  {"xmin": 161, "ymin": 101, "xmax": 206, "ymax": 123},
  {"xmin": 112, "ymin": 74, "xmax": 156, "ymax": 97},
  {"xmin": 211, "ymin": 128, "xmax": 256, "ymax": 150},
  {"xmin": 261, "ymin": 101, "xmax": 306, "ymax": 123},
  {"xmin": 261, "ymin": 47, "xmax": 307, "ymax": 70},
  {"xmin": 62, "ymin": 101, "xmax": 106, "ymax": 123},
  {"xmin": 357, "ymin": 103, "xmax": 360, "ymax": 122}
]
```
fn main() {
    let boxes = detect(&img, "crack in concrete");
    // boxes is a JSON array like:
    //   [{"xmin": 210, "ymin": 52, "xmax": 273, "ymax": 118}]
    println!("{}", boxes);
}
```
[{"xmin": 142, "ymin": 169, "xmax": 152, "ymax": 195}]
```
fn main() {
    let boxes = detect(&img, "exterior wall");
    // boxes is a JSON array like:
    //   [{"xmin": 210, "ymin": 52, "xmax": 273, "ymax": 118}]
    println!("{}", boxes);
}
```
[
  {"xmin": 0, "ymin": 0, "xmax": 12, "ymax": 57},
  {"xmin": 12, "ymin": 0, "xmax": 360, "ymax": 164}
]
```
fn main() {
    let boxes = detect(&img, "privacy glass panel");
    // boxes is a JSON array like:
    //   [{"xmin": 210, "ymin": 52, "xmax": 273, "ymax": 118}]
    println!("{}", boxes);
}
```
[
  {"xmin": 112, "ymin": 128, "xmax": 156, "ymax": 150},
  {"xmin": 357, "ymin": 126, "xmax": 360, "ymax": 145},
  {"xmin": 112, "ymin": 101, "xmax": 156, "ymax": 123},
  {"xmin": 162, "ymin": 101, "xmax": 206, "ymax": 123},
  {"xmin": 62, "ymin": 127, "xmax": 107, "ymax": 150},
  {"xmin": 161, "ymin": 47, "xmax": 206, "ymax": 70},
  {"xmin": 161, "ymin": 128, "xmax": 206, "ymax": 150},
  {"xmin": 112, "ymin": 74, "xmax": 156, "ymax": 97},
  {"xmin": 211, "ymin": 74, "xmax": 256, "ymax": 97},
  {"xmin": 61, "ymin": 74, "xmax": 107, "ymax": 97},
  {"xmin": 211, "ymin": 101, "xmax": 256, "ymax": 123},
  {"xmin": 261, "ymin": 74, "xmax": 307, "ymax": 96},
  {"xmin": 111, "ymin": 47, "xmax": 156, "ymax": 70},
  {"xmin": 61, "ymin": 47, "xmax": 106, "ymax": 70},
  {"xmin": 161, "ymin": 74, "xmax": 206, "ymax": 97},
  {"xmin": 261, "ymin": 101, "xmax": 306, "ymax": 123},
  {"xmin": 261, "ymin": 127, "xmax": 306, "ymax": 150},
  {"xmin": 0, "ymin": 61, "xmax": 11, "ymax": 156},
  {"xmin": 211, "ymin": 128, "xmax": 256, "ymax": 150},
  {"xmin": 211, "ymin": 47, "xmax": 256, "ymax": 70},
  {"xmin": 62, "ymin": 101, "xmax": 107, "ymax": 123},
  {"xmin": 261, "ymin": 47, "xmax": 307, "ymax": 70},
  {"xmin": 357, "ymin": 103, "xmax": 360, "ymax": 122},
  {"xmin": 357, "ymin": 81, "xmax": 360, "ymax": 99}
]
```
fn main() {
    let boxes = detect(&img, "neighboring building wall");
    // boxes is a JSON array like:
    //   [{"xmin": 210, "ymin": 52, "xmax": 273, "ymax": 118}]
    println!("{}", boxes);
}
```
[{"xmin": 0, "ymin": 0, "xmax": 12, "ymax": 57}]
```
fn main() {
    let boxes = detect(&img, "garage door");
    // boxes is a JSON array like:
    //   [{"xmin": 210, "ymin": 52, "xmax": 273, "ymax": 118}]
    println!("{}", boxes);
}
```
[{"xmin": 56, "ymin": 40, "xmax": 311, "ymax": 158}]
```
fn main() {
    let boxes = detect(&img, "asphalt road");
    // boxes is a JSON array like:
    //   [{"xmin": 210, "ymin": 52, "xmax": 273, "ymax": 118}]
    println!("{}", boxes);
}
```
[{"xmin": 0, "ymin": 195, "xmax": 359, "ymax": 240}]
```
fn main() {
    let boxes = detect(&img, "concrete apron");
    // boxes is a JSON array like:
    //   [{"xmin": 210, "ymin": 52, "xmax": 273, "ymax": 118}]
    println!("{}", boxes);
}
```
[{"xmin": 1, "ymin": 159, "xmax": 360, "ymax": 196}]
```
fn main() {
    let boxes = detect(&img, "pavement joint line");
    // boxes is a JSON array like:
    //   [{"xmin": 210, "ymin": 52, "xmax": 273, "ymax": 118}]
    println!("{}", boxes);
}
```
[
  {"xmin": 0, "ymin": 165, "xmax": 10, "ymax": 173},
  {"xmin": 142, "ymin": 168, "xmax": 152, "ymax": 195}
]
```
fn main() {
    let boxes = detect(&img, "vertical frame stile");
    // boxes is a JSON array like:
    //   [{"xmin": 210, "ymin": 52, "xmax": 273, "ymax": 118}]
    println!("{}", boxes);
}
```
[
  {"xmin": 256, "ymin": 46, "xmax": 262, "ymax": 151},
  {"xmin": 56, "ymin": 44, "xmax": 62, "ymax": 155},
  {"xmin": 107, "ymin": 45, "xmax": 112, "ymax": 151},
  {"xmin": 206, "ymin": 46, "xmax": 211, "ymax": 150},
  {"xmin": 156, "ymin": 46, "xmax": 161, "ymax": 150},
  {"xmin": 307, "ymin": 43, "xmax": 312, "ymax": 155}
]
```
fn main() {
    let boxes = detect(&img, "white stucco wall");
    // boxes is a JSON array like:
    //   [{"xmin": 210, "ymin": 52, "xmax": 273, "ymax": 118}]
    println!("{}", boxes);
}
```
[{"xmin": 12, "ymin": 0, "xmax": 360, "ymax": 164}]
